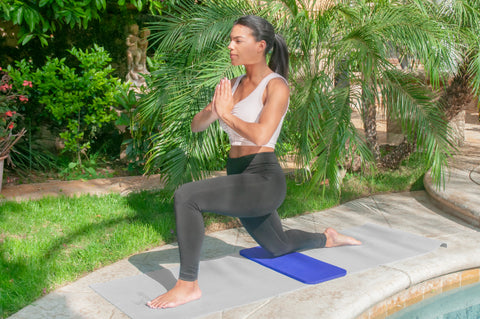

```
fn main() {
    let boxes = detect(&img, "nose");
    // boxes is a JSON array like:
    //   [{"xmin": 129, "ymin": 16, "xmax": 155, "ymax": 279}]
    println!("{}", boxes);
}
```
[{"xmin": 228, "ymin": 40, "xmax": 234, "ymax": 50}]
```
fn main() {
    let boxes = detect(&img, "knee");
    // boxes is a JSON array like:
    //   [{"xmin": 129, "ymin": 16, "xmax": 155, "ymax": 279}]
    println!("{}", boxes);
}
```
[
  {"xmin": 262, "ymin": 244, "xmax": 291, "ymax": 258},
  {"xmin": 174, "ymin": 185, "xmax": 187, "ymax": 205},
  {"xmin": 269, "ymin": 248, "xmax": 291, "ymax": 258},
  {"xmin": 174, "ymin": 183, "xmax": 198, "ymax": 214},
  {"xmin": 174, "ymin": 185, "xmax": 190, "ymax": 209}
]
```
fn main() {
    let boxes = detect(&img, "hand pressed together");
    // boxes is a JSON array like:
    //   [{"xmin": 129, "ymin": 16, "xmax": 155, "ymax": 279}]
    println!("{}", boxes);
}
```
[{"xmin": 213, "ymin": 77, "xmax": 234, "ymax": 119}]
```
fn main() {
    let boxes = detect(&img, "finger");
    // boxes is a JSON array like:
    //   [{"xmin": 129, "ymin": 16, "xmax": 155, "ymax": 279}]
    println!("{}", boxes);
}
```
[
  {"xmin": 221, "ymin": 78, "xmax": 230, "ymax": 96},
  {"xmin": 219, "ymin": 78, "xmax": 225, "ymax": 96},
  {"xmin": 214, "ymin": 84, "xmax": 220, "ymax": 100},
  {"xmin": 223, "ymin": 78, "xmax": 231, "ymax": 96}
]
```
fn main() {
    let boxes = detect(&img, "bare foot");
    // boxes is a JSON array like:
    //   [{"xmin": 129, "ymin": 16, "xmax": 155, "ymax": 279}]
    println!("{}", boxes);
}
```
[
  {"xmin": 324, "ymin": 228, "xmax": 362, "ymax": 247},
  {"xmin": 147, "ymin": 279, "xmax": 202, "ymax": 309}
]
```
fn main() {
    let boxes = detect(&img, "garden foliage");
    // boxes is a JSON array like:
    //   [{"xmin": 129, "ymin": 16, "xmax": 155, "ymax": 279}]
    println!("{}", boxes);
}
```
[
  {"xmin": 114, "ymin": 85, "xmax": 152, "ymax": 172},
  {"xmin": 0, "ymin": 67, "xmax": 31, "ymax": 138},
  {"xmin": 8, "ymin": 45, "xmax": 123, "ymax": 163},
  {"xmin": 0, "ymin": 0, "xmax": 164, "ymax": 45}
]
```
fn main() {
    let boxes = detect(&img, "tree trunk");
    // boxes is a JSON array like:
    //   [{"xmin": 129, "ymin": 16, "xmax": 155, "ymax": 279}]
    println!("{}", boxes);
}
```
[
  {"xmin": 442, "ymin": 59, "xmax": 474, "ymax": 122},
  {"xmin": 379, "ymin": 139, "xmax": 416, "ymax": 169},
  {"xmin": 363, "ymin": 98, "xmax": 380, "ymax": 162}
]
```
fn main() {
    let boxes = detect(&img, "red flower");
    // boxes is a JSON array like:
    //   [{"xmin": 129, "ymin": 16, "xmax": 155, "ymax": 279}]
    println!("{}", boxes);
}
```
[
  {"xmin": 5, "ymin": 111, "xmax": 13, "ymax": 117},
  {"xmin": 22, "ymin": 80, "xmax": 33, "ymax": 88},
  {"xmin": 19, "ymin": 95, "xmax": 28, "ymax": 103},
  {"xmin": 0, "ymin": 84, "xmax": 11, "ymax": 93},
  {"xmin": 8, "ymin": 123, "xmax": 14, "ymax": 130}
]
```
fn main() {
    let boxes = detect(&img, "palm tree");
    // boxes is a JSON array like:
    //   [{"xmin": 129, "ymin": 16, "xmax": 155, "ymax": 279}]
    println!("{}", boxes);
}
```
[
  {"xmin": 295, "ymin": 0, "xmax": 459, "ymax": 188},
  {"xmin": 138, "ymin": 0, "xmax": 460, "ymax": 191},
  {"xmin": 430, "ymin": 0, "xmax": 480, "ymax": 121}
]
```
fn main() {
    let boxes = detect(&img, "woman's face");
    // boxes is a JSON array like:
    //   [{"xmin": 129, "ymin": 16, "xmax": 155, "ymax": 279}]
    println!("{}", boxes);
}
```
[{"xmin": 228, "ymin": 24, "xmax": 266, "ymax": 66}]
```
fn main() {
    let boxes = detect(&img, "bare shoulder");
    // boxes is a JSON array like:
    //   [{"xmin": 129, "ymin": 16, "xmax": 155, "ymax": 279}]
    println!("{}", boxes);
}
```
[{"xmin": 266, "ymin": 76, "xmax": 290, "ymax": 98}]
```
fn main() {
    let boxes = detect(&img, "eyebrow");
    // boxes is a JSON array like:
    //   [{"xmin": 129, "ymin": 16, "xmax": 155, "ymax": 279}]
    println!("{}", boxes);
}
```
[{"xmin": 230, "ymin": 35, "xmax": 245, "ymax": 40}]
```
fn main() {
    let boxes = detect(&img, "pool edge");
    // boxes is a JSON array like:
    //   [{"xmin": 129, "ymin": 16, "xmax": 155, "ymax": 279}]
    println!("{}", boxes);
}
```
[{"xmin": 358, "ymin": 268, "xmax": 480, "ymax": 319}]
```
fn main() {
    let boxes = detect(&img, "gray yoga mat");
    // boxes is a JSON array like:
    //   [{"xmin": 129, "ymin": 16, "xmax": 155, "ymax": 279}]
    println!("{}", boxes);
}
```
[
  {"xmin": 90, "ymin": 223, "xmax": 444, "ymax": 319},
  {"xmin": 303, "ymin": 223, "xmax": 444, "ymax": 273}
]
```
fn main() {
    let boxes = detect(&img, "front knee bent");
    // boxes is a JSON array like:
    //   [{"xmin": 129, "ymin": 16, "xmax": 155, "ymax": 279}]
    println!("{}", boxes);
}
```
[{"xmin": 174, "ymin": 183, "xmax": 200, "ymax": 216}]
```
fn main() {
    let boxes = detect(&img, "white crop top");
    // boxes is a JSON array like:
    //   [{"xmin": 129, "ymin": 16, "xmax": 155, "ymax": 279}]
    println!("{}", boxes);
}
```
[{"xmin": 219, "ymin": 72, "xmax": 289, "ymax": 148}]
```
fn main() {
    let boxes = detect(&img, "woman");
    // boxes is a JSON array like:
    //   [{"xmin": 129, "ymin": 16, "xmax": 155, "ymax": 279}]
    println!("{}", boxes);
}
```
[{"xmin": 147, "ymin": 15, "xmax": 361, "ymax": 310}]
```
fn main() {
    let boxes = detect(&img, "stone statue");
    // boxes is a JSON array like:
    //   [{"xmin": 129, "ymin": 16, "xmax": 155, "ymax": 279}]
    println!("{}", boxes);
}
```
[{"xmin": 126, "ymin": 24, "xmax": 150, "ymax": 91}]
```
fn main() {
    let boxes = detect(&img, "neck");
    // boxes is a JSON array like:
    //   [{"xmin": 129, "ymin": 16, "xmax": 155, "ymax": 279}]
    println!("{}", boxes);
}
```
[{"xmin": 244, "ymin": 60, "xmax": 271, "ymax": 83}]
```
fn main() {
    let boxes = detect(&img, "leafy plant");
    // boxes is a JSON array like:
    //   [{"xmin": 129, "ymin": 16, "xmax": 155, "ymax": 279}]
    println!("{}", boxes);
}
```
[
  {"xmin": 0, "ymin": 67, "xmax": 30, "ymax": 160},
  {"xmin": 7, "ymin": 139, "xmax": 60, "ymax": 173},
  {"xmin": 0, "ymin": 0, "xmax": 166, "ymax": 46},
  {"xmin": 29, "ymin": 44, "xmax": 121, "ymax": 163},
  {"xmin": 278, "ymin": 0, "xmax": 459, "ymax": 192},
  {"xmin": 58, "ymin": 153, "xmax": 113, "ymax": 180},
  {"xmin": 114, "ymin": 85, "xmax": 151, "ymax": 173}
]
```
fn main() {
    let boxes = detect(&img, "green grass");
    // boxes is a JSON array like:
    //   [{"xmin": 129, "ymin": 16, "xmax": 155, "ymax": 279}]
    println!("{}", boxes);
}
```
[
  {"xmin": 0, "ymin": 191, "xmax": 176, "ymax": 317},
  {"xmin": 0, "ymin": 155, "xmax": 427, "ymax": 317},
  {"xmin": 341, "ymin": 153, "xmax": 426, "ymax": 202}
]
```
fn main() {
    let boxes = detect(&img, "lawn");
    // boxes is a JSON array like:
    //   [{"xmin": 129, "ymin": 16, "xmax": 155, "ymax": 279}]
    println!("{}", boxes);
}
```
[{"xmin": 0, "ymin": 155, "xmax": 426, "ymax": 317}]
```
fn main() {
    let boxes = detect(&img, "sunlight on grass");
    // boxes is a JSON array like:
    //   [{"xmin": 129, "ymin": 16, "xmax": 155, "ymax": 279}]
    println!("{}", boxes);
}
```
[
  {"xmin": 0, "ymin": 191, "xmax": 175, "ymax": 317},
  {"xmin": 341, "ymin": 154, "xmax": 426, "ymax": 202}
]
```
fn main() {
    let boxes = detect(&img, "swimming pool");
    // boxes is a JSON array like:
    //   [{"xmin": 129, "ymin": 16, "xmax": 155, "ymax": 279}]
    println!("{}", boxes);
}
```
[{"xmin": 387, "ymin": 281, "xmax": 480, "ymax": 318}]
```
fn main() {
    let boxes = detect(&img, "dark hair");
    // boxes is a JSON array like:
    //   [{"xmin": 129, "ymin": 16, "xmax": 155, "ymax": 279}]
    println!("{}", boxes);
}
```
[{"xmin": 234, "ymin": 15, "xmax": 289, "ymax": 79}]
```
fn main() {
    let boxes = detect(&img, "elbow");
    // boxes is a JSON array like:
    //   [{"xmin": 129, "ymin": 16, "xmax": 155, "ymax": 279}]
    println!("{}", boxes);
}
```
[
  {"xmin": 252, "ymin": 133, "xmax": 271, "ymax": 146},
  {"xmin": 191, "ymin": 113, "xmax": 204, "ymax": 133},
  {"xmin": 191, "ymin": 120, "xmax": 204, "ymax": 133},
  {"xmin": 192, "ymin": 126, "xmax": 205, "ymax": 133}
]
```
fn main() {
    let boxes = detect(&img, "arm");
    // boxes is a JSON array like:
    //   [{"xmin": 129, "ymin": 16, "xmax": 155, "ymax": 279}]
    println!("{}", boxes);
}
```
[
  {"xmin": 191, "ymin": 78, "xmax": 237, "ymax": 132},
  {"xmin": 191, "ymin": 102, "xmax": 219, "ymax": 132},
  {"xmin": 214, "ymin": 77, "xmax": 289, "ymax": 146}
]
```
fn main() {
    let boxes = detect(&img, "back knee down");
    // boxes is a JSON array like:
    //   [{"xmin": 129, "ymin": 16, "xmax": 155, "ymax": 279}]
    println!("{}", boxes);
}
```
[{"xmin": 263, "ymin": 245, "xmax": 292, "ymax": 257}]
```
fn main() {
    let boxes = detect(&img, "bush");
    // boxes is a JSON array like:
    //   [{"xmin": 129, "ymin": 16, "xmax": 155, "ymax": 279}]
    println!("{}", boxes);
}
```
[
  {"xmin": 9, "ymin": 45, "xmax": 124, "ymax": 163},
  {"xmin": 114, "ymin": 86, "xmax": 150, "ymax": 173}
]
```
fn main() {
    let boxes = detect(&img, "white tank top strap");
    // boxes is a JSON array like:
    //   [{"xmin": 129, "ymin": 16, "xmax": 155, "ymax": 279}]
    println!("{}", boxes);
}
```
[{"xmin": 231, "ymin": 74, "xmax": 245, "ymax": 93}]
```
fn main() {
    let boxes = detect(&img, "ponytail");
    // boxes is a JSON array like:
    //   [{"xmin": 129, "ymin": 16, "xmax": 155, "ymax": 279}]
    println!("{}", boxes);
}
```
[
  {"xmin": 234, "ymin": 15, "xmax": 289, "ymax": 79},
  {"xmin": 269, "ymin": 33, "xmax": 289, "ymax": 79}
]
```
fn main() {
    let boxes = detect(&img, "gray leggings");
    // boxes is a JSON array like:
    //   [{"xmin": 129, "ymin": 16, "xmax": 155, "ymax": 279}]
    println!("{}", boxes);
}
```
[{"xmin": 174, "ymin": 152, "xmax": 326, "ymax": 281}]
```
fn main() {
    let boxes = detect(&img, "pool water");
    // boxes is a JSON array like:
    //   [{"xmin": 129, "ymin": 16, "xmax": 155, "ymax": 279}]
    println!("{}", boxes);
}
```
[{"xmin": 388, "ymin": 281, "xmax": 480, "ymax": 319}]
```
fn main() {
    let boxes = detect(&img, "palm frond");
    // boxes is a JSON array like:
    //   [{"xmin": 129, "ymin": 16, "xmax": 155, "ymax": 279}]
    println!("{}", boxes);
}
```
[
  {"xmin": 311, "ymin": 84, "xmax": 372, "ymax": 193},
  {"xmin": 469, "ymin": 48, "xmax": 480, "ymax": 96},
  {"xmin": 380, "ymin": 68, "xmax": 455, "ymax": 188}
]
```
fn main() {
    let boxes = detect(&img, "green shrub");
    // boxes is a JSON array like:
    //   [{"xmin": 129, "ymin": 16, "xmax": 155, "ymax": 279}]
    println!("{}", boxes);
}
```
[
  {"xmin": 114, "ymin": 86, "xmax": 150, "ymax": 173},
  {"xmin": 14, "ymin": 45, "xmax": 123, "ymax": 163},
  {"xmin": 0, "ymin": 0, "xmax": 164, "ymax": 46}
]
